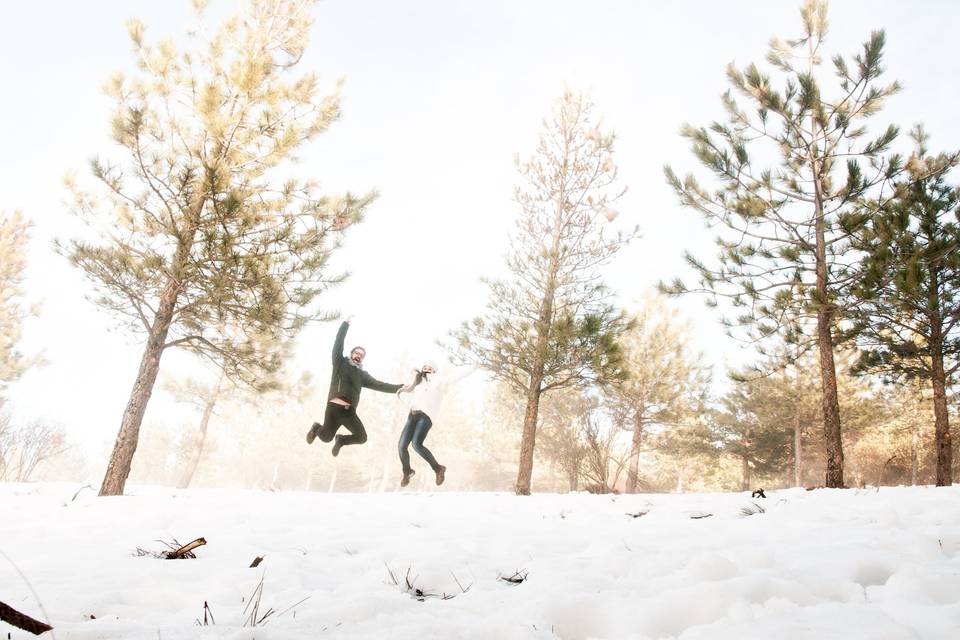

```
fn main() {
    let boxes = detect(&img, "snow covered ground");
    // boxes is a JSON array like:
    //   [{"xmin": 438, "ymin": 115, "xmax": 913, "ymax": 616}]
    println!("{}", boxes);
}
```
[{"xmin": 1, "ymin": 483, "xmax": 959, "ymax": 640}]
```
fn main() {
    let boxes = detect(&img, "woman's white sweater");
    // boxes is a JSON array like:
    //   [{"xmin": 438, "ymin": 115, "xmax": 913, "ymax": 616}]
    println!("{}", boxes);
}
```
[{"xmin": 403, "ymin": 367, "xmax": 475, "ymax": 418}]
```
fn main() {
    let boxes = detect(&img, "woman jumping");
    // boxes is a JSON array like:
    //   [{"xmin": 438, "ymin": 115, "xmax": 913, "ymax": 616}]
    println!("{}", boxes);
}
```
[{"xmin": 397, "ymin": 361, "xmax": 474, "ymax": 487}]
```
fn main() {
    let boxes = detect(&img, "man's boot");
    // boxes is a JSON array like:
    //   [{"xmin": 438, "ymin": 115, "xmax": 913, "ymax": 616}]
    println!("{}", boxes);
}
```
[
  {"xmin": 435, "ymin": 465, "xmax": 446, "ymax": 486},
  {"xmin": 306, "ymin": 422, "xmax": 321, "ymax": 445},
  {"xmin": 401, "ymin": 469, "xmax": 415, "ymax": 487},
  {"xmin": 332, "ymin": 434, "xmax": 345, "ymax": 457}
]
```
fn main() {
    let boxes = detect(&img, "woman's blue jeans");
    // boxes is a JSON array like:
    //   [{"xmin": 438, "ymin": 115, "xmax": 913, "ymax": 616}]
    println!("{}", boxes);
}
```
[{"xmin": 398, "ymin": 411, "xmax": 440, "ymax": 473}]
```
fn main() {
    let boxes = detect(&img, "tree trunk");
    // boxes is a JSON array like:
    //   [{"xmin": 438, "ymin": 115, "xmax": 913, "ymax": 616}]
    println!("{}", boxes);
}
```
[
  {"xmin": 794, "ymin": 363, "xmax": 803, "ymax": 487},
  {"xmin": 176, "ymin": 375, "xmax": 224, "ymax": 490},
  {"xmin": 809, "ymin": 82, "xmax": 844, "ymax": 489},
  {"xmin": 930, "ymin": 334, "xmax": 953, "ymax": 486},
  {"xmin": 625, "ymin": 413, "xmax": 643, "ymax": 494},
  {"xmin": 515, "ymin": 375, "xmax": 543, "ymax": 495},
  {"xmin": 816, "ymin": 309, "xmax": 844, "ymax": 488},
  {"xmin": 99, "ymin": 273, "xmax": 182, "ymax": 496},
  {"xmin": 741, "ymin": 454, "xmax": 751, "ymax": 491},
  {"xmin": 513, "ymin": 157, "xmax": 565, "ymax": 496}
]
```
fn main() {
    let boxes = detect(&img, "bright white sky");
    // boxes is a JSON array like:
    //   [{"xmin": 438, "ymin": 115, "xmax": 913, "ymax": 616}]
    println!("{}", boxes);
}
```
[{"xmin": 2, "ymin": 1, "xmax": 958, "ymax": 455}]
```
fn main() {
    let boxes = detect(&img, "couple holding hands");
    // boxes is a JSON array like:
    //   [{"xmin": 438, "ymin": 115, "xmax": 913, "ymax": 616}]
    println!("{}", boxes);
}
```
[{"xmin": 306, "ymin": 318, "xmax": 472, "ymax": 487}]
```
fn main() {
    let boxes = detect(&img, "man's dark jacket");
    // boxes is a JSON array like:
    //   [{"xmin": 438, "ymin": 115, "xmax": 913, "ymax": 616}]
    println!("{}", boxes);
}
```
[{"xmin": 327, "ymin": 321, "xmax": 402, "ymax": 408}]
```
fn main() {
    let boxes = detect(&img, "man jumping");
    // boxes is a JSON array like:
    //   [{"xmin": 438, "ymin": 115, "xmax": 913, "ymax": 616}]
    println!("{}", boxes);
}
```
[{"xmin": 306, "ymin": 318, "xmax": 405, "ymax": 456}]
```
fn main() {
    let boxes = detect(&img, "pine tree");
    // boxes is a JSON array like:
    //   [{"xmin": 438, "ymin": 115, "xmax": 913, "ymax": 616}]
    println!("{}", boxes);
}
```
[
  {"xmin": 608, "ymin": 294, "xmax": 710, "ymax": 493},
  {"xmin": 850, "ymin": 127, "xmax": 960, "ymax": 486},
  {"xmin": 0, "ymin": 210, "xmax": 38, "ymax": 390},
  {"xmin": 451, "ymin": 90, "xmax": 635, "ymax": 495},
  {"xmin": 62, "ymin": 0, "xmax": 374, "ymax": 496},
  {"xmin": 664, "ymin": 0, "xmax": 904, "ymax": 487}
]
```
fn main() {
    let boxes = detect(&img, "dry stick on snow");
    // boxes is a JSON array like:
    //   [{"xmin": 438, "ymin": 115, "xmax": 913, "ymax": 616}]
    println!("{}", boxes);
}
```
[
  {"xmin": 249, "ymin": 556, "xmax": 264, "ymax": 568},
  {"xmin": 404, "ymin": 568, "xmax": 431, "ymax": 602},
  {"xmin": 497, "ymin": 570, "xmax": 528, "ymax": 585},
  {"xmin": 0, "ymin": 600, "xmax": 53, "ymax": 635},
  {"xmin": 689, "ymin": 513, "xmax": 713, "ymax": 520},
  {"xmin": 242, "ymin": 575, "xmax": 269, "ymax": 627},
  {"xmin": 738, "ymin": 502, "xmax": 766, "ymax": 518},
  {"xmin": 194, "ymin": 601, "xmax": 216, "ymax": 626},
  {"xmin": 70, "ymin": 484, "xmax": 93, "ymax": 502},
  {"xmin": 274, "ymin": 595, "xmax": 312, "ymax": 621},
  {"xmin": 136, "ymin": 537, "xmax": 204, "ymax": 559},
  {"xmin": 384, "ymin": 562, "xmax": 400, "ymax": 586},
  {"xmin": 166, "ymin": 537, "xmax": 207, "ymax": 559},
  {"xmin": 385, "ymin": 564, "xmax": 459, "ymax": 601},
  {"xmin": 626, "ymin": 510, "xmax": 650, "ymax": 519},
  {"xmin": 0, "ymin": 549, "xmax": 54, "ymax": 637},
  {"xmin": 450, "ymin": 571, "xmax": 474, "ymax": 594}
]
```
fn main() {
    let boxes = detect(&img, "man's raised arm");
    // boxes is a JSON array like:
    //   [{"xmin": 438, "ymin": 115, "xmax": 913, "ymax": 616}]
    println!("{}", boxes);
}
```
[{"xmin": 332, "ymin": 320, "xmax": 350, "ymax": 365}]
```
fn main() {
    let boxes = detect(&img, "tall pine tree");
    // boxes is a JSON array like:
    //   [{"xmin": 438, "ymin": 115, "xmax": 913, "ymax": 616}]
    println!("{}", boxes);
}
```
[
  {"xmin": 451, "ymin": 90, "xmax": 635, "ymax": 495},
  {"xmin": 850, "ymin": 127, "xmax": 960, "ymax": 486},
  {"xmin": 664, "ymin": 0, "xmax": 904, "ymax": 487},
  {"xmin": 62, "ymin": 0, "xmax": 373, "ymax": 496}
]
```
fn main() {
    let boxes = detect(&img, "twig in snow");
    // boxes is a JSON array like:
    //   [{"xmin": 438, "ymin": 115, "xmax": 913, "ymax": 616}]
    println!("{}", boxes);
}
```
[
  {"xmin": 249, "ymin": 556, "xmax": 264, "ymax": 568},
  {"xmin": 242, "ymin": 574, "xmax": 274, "ymax": 626},
  {"xmin": 136, "ymin": 537, "xmax": 206, "ymax": 559},
  {"xmin": 274, "ymin": 596, "xmax": 312, "ymax": 620},
  {"xmin": 0, "ymin": 600, "xmax": 53, "ymax": 635},
  {"xmin": 71, "ymin": 484, "xmax": 93, "ymax": 502},
  {"xmin": 689, "ymin": 512, "xmax": 713, "ymax": 520},
  {"xmin": 194, "ymin": 601, "xmax": 215, "ymax": 626},
  {"xmin": 404, "ymin": 568, "xmax": 429, "ymax": 601},
  {"xmin": 0, "ymin": 548, "xmax": 55, "ymax": 639},
  {"xmin": 497, "ymin": 569, "xmax": 528, "ymax": 585},
  {"xmin": 626, "ymin": 510, "xmax": 649, "ymax": 519},
  {"xmin": 450, "ymin": 571, "xmax": 473, "ymax": 594},
  {"xmin": 165, "ymin": 537, "xmax": 206, "ymax": 559},
  {"xmin": 738, "ymin": 502, "xmax": 766, "ymax": 518},
  {"xmin": 384, "ymin": 562, "xmax": 400, "ymax": 586},
  {"xmin": 384, "ymin": 564, "xmax": 459, "ymax": 601}
]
